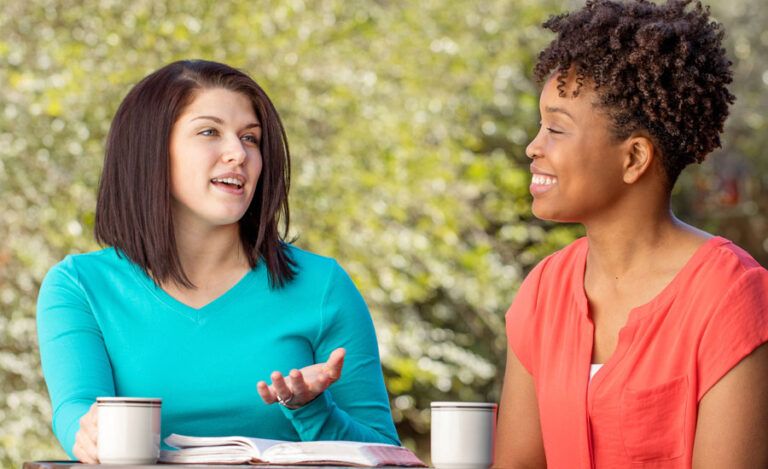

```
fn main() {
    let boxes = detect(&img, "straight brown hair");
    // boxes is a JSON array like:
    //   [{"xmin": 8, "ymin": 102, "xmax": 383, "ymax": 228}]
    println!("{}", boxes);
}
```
[{"xmin": 95, "ymin": 59, "xmax": 296, "ymax": 288}]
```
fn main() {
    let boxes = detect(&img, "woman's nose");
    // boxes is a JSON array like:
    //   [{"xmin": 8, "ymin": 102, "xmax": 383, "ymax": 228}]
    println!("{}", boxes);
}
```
[
  {"xmin": 525, "ymin": 129, "xmax": 543, "ymax": 160},
  {"xmin": 222, "ymin": 138, "xmax": 247, "ymax": 164}
]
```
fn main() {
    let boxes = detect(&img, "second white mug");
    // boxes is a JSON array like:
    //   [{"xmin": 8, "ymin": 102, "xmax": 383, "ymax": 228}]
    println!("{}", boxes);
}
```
[
  {"xmin": 431, "ymin": 401, "xmax": 497, "ymax": 469},
  {"xmin": 97, "ymin": 397, "xmax": 162, "ymax": 464}
]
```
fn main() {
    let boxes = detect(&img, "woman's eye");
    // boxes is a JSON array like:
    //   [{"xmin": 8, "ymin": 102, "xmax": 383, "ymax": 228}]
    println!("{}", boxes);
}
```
[
  {"xmin": 241, "ymin": 134, "xmax": 259, "ymax": 144},
  {"xmin": 539, "ymin": 121, "xmax": 564, "ymax": 135},
  {"xmin": 199, "ymin": 128, "xmax": 218, "ymax": 137}
]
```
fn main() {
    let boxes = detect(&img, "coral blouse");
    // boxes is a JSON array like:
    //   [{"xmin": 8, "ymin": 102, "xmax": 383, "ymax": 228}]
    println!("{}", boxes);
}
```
[{"xmin": 506, "ymin": 237, "xmax": 768, "ymax": 468}]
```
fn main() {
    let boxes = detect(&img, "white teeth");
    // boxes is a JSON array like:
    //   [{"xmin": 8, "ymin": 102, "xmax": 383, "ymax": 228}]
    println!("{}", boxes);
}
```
[
  {"xmin": 211, "ymin": 177, "xmax": 243, "ymax": 188},
  {"xmin": 532, "ymin": 174, "xmax": 557, "ymax": 186}
]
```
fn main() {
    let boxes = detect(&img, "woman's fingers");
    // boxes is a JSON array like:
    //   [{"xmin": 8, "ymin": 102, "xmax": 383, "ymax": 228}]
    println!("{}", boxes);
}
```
[
  {"xmin": 258, "ymin": 350, "xmax": 348, "ymax": 408},
  {"xmin": 289, "ymin": 369, "xmax": 311, "ymax": 398},
  {"xmin": 83, "ymin": 403, "xmax": 98, "ymax": 436},
  {"xmin": 270, "ymin": 371, "xmax": 294, "ymax": 402},
  {"xmin": 74, "ymin": 404, "xmax": 99, "ymax": 463},
  {"xmin": 74, "ymin": 430, "xmax": 98, "ymax": 463},
  {"xmin": 324, "ymin": 348, "xmax": 346, "ymax": 381},
  {"xmin": 256, "ymin": 380, "xmax": 277, "ymax": 404},
  {"xmin": 309, "ymin": 371, "xmax": 331, "ymax": 394}
]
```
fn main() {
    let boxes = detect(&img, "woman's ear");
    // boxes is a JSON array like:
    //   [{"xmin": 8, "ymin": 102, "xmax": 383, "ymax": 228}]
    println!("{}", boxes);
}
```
[{"xmin": 622, "ymin": 136, "xmax": 656, "ymax": 184}]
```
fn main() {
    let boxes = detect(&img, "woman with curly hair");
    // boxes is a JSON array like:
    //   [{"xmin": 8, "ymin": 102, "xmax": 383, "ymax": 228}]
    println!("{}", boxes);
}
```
[{"xmin": 494, "ymin": 0, "xmax": 768, "ymax": 467}]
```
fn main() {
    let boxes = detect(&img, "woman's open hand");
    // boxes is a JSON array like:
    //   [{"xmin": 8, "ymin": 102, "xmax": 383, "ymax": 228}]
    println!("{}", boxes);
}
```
[
  {"xmin": 73, "ymin": 402, "xmax": 99, "ymax": 463},
  {"xmin": 257, "ymin": 348, "xmax": 346, "ymax": 409}
]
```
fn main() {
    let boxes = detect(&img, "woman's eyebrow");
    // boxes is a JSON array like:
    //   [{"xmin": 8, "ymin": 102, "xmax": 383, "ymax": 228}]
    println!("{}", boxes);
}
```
[
  {"xmin": 190, "ymin": 115, "xmax": 224, "ymax": 124},
  {"xmin": 544, "ymin": 106, "xmax": 575, "ymax": 121},
  {"xmin": 189, "ymin": 116, "xmax": 261, "ymax": 129}
]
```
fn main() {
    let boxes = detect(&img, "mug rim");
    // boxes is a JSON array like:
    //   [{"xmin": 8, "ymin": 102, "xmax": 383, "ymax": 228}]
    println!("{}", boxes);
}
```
[
  {"xmin": 431, "ymin": 401, "xmax": 497, "ymax": 409},
  {"xmin": 97, "ymin": 397, "xmax": 162, "ymax": 405}
]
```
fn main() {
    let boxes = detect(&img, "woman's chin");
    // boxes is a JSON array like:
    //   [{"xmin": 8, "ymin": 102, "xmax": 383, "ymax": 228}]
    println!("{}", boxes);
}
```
[
  {"xmin": 531, "ymin": 204, "xmax": 577, "ymax": 224},
  {"xmin": 201, "ymin": 212, "xmax": 249, "ymax": 228},
  {"xmin": 531, "ymin": 203, "xmax": 558, "ymax": 222}
]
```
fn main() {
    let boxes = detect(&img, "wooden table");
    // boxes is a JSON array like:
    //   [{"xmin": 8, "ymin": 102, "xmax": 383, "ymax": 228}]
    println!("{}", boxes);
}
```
[{"xmin": 24, "ymin": 462, "xmax": 414, "ymax": 469}]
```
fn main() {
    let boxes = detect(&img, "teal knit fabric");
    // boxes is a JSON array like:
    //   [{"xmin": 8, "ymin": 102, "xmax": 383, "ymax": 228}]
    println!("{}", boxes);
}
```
[{"xmin": 37, "ymin": 245, "xmax": 399, "ymax": 458}]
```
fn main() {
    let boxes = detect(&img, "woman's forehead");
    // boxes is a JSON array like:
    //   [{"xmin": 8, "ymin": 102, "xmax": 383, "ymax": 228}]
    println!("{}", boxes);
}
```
[
  {"xmin": 541, "ymin": 72, "xmax": 600, "ymax": 111},
  {"xmin": 177, "ymin": 88, "xmax": 258, "ymax": 122}
]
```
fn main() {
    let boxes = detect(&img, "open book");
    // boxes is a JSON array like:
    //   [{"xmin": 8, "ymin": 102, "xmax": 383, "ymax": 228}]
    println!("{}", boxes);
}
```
[{"xmin": 159, "ymin": 433, "xmax": 426, "ymax": 467}]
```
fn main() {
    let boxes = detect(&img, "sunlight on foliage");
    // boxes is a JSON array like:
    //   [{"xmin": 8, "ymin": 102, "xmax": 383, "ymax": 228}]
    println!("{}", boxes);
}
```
[{"xmin": 1, "ymin": 0, "xmax": 766, "ymax": 465}]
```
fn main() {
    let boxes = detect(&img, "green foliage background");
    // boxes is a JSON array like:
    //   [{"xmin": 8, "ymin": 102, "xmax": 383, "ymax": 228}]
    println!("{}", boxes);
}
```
[{"xmin": 1, "ymin": 0, "xmax": 766, "ymax": 466}]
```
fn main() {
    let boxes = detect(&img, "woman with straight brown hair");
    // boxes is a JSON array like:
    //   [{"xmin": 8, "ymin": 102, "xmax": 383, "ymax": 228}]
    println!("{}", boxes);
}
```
[{"xmin": 36, "ymin": 60, "xmax": 399, "ymax": 463}]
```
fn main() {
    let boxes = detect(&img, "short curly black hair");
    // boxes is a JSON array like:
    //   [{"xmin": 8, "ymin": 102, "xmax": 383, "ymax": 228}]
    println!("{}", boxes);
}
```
[{"xmin": 534, "ymin": 0, "xmax": 735, "ymax": 187}]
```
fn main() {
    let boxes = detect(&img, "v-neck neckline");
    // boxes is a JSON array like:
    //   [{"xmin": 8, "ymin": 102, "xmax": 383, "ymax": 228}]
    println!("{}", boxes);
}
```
[
  {"xmin": 127, "ymin": 256, "xmax": 265, "ymax": 319},
  {"xmin": 579, "ymin": 236, "xmax": 730, "ymax": 390},
  {"xmin": 575, "ymin": 235, "xmax": 729, "ymax": 325}
]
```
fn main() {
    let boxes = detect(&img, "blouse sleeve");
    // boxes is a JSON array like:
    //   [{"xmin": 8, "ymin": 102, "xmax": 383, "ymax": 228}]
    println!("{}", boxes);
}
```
[
  {"xmin": 697, "ymin": 267, "xmax": 768, "ymax": 401},
  {"xmin": 505, "ymin": 258, "xmax": 549, "ymax": 375},
  {"xmin": 36, "ymin": 258, "xmax": 115, "ymax": 458},
  {"xmin": 279, "ymin": 262, "xmax": 400, "ymax": 445}
]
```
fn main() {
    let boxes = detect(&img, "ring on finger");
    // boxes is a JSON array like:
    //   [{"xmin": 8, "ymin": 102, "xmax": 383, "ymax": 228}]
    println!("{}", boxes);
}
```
[{"xmin": 277, "ymin": 392, "xmax": 300, "ymax": 409}]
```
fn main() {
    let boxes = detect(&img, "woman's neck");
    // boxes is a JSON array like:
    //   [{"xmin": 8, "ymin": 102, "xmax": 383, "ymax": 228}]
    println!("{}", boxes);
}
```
[
  {"xmin": 584, "ymin": 207, "xmax": 710, "ymax": 282},
  {"xmin": 172, "ymin": 220, "xmax": 249, "ymax": 288}
]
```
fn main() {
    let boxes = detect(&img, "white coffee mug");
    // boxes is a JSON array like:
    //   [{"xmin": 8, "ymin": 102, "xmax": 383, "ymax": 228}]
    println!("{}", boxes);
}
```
[
  {"xmin": 431, "ymin": 401, "xmax": 497, "ymax": 469},
  {"xmin": 97, "ymin": 397, "xmax": 162, "ymax": 464}
]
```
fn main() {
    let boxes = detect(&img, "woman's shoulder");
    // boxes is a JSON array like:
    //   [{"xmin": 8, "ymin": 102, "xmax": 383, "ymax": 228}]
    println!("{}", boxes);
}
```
[
  {"xmin": 42, "ymin": 247, "xmax": 140, "ymax": 294},
  {"xmin": 686, "ymin": 236, "xmax": 766, "ymax": 288},
  {"xmin": 669, "ymin": 237, "xmax": 768, "ymax": 320},
  {"xmin": 46, "ymin": 247, "xmax": 126, "ymax": 277},
  {"xmin": 39, "ymin": 248, "xmax": 133, "ymax": 305},
  {"xmin": 707, "ymin": 237, "xmax": 764, "ymax": 272},
  {"xmin": 283, "ymin": 244, "xmax": 348, "ymax": 285},
  {"xmin": 279, "ymin": 245, "xmax": 362, "ymax": 303},
  {"xmin": 285, "ymin": 244, "xmax": 339, "ymax": 270}
]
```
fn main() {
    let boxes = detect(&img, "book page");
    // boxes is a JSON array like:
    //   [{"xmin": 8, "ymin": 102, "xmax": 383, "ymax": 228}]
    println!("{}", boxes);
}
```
[
  {"xmin": 164, "ymin": 433, "xmax": 285, "ymax": 457},
  {"xmin": 160, "ymin": 447, "xmax": 252, "ymax": 464},
  {"xmin": 162, "ymin": 434, "xmax": 426, "ymax": 466},
  {"xmin": 263, "ymin": 441, "xmax": 370, "ymax": 465},
  {"xmin": 361, "ymin": 445, "xmax": 426, "ymax": 466},
  {"xmin": 263, "ymin": 441, "xmax": 425, "ymax": 466}
]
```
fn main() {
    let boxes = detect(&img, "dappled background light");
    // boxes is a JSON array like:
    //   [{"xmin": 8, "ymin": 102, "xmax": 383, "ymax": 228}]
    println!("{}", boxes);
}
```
[{"xmin": 1, "ymin": 0, "xmax": 766, "ymax": 465}]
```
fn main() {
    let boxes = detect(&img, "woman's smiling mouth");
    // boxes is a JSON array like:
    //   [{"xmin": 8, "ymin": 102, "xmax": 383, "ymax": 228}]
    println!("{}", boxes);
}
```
[
  {"xmin": 210, "ymin": 174, "xmax": 246, "ymax": 194},
  {"xmin": 530, "ymin": 173, "xmax": 558, "ymax": 195}
]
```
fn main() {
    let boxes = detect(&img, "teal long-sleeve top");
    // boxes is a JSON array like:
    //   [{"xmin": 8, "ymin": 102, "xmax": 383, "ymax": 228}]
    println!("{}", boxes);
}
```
[{"xmin": 36, "ymin": 245, "xmax": 399, "ymax": 458}]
